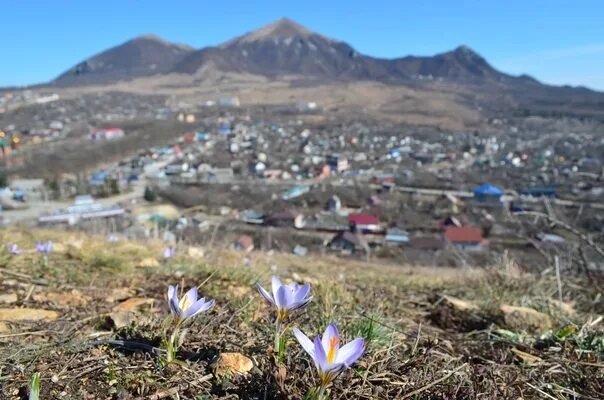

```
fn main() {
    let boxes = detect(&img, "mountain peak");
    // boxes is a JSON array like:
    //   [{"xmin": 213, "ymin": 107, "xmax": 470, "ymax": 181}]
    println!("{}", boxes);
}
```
[{"xmin": 221, "ymin": 18, "xmax": 325, "ymax": 48}]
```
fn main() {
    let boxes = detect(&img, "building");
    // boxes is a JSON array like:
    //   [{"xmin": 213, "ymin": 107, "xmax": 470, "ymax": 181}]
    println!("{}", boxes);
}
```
[
  {"xmin": 232, "ymin": 235, "xmax": 254, "ymax": 252},
  {"xmin": 264, "ymin": 211, "xmax": 305, "ymax": 229},
  {"xmin": 90, "ymin": 128, "xmax": 124, "ymax": 141},
  {"xmin": 327, "ymin": 232, "xmax": 362, "ymax": 254},
  {"xmin": 473, "ymin": 184, "xmax": 503, "ymax": 202},
  {"xmin": 385, "ymin": 228, "xmax": 410, "ymax": 245},
  {"xmin": 348, "ymin": 213, "xmax": 381, "ymax": 233},
  {"xmin": 327, "ymin": 154, "xmax": 349, "ymax": 173},
  {"xmin": 444, "ymin": 227, "xmax": 487, "ymax": 251}
]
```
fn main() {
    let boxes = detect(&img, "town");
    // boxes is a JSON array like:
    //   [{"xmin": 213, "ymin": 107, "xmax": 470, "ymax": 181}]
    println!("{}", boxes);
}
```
[{"xmin": 2, "ymin": 89, "xmax": 603, "ymax": 273}]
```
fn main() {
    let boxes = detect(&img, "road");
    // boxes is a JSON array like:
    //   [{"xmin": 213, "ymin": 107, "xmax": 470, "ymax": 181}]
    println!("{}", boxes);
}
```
[{"xmin": 1, "ymin": 183, "xmax": 144, "ymax": 224}]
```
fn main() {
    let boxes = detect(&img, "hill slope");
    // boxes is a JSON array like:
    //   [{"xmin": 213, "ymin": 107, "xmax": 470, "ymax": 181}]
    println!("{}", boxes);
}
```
[{"xmin": 53, "ymin": 35, "xmax": 193, "ymax": 86}]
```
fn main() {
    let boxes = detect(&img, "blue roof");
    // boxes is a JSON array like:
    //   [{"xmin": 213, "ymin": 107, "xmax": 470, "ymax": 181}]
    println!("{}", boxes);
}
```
[{"xmin": 473, "ymin": 184, "xmax": 503, "ymax": 196}]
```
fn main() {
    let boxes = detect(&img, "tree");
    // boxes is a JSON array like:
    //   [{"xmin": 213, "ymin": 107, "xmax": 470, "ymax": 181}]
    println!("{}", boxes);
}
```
[
  {"xmin": 0, "ymin": 172, "xmax": 7, "ymax": 188},
  {"xmin": 144, "ymin": 186, "xmax": 157, "ymax": 202}
]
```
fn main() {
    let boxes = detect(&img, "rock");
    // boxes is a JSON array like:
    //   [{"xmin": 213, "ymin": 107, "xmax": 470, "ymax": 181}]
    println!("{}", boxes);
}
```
[
  {"xmin": 138, "ymin": 257, "xmax": 160, "ymax": 268},
  {"xmin": 37, "ymin": 290, "xmax": 90, "ymax": 306},
  {"xmin": 52, "ymin": 243, "xmax": 67, "ymax": 254},
  {"xmin": 546, "ymin": 299, "xmax": 575, "ymax": 316},
  {"xmin": 229, "ymin": 285, "xmax": 250, "ymax": 298},
  {"xmin": 109, "ymin": 297, "xmax": 155, "ymax": 329},
  {"xmin": 429, "ymin": 295, "xmax": 487, "ymax": 332},
  {"xmin": 511, "ymin": 348, "xmax": 543, "ymax": 366},
  {"xmin": 0, "ymin": 308, "xmax": 59, "ymax": 321},
  {"xmin": 112, "ymin": 297, "xmax": 154, "ymax": 313},
  {"xmin": 105, "ymin": 288, "xmax": 136, "ymax": 303},
  {"xmin": 108, "ymin": 312, "xmax": 134, "ymax": 329},
  {"xmin": 441, "ymin": 295, "xmax": 479, "ymax": 311},
  {"xmin": 213, "ymin": 352, "xmax": 254, "ymax": 377},
  {"xmin": 0, "ymin": 293, "xmax": 18, "ymax": 304},
  {"xmin": 500, "ymin": 305, "xmax": 552, "ymax": 332},
  {"xmin": 187, "ymin": 247, "xmax": 205, "ymax": 258},
  {"xmin": 0, "ymin": 322, "xmax": 9, "ymax": 333}
]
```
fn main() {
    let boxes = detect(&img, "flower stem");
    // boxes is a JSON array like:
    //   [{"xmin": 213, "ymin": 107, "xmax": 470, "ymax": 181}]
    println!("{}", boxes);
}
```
[{"xmin": 166, "ymin": 329, "xmax": 178, "ymax": 363}]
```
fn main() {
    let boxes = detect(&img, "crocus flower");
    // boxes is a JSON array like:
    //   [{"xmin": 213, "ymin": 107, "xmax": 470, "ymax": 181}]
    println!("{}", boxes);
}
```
[
  {"xmin": 167, "ymin": 285, "xmax": 214, "ymax": 324},
  {"xmin": 35, "ymin": 241, "xmax": 53, "ymax": 255},
  {"xmin": 294, "ymin": 323, "xmax": 365, "ymax": 388},
  {"xmin": 257, "ymin": 276, "xmax": 311, "ymax": 321},
  {"xmin": 163, "ymin": 246, "xmax": 176, "ymax": 259},
  {"xmin": 7, "ymin": 243, "xmax": 22, "ymax": 255}
]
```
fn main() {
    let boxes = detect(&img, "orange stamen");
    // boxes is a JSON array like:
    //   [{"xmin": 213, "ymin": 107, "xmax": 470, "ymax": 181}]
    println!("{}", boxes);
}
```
[{"xmin": 327, "ymin": 336, "xmax": 339, "ymax": 363}]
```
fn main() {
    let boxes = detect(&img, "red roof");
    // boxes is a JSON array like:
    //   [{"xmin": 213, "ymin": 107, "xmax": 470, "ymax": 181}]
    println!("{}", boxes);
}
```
[
  {"xmin": 444, "ymin": 227, "xmax": 484, "ymax": 243},
  {"xmin": 348, "ymin": 213, "xmax": 379, "ymax": 225}
]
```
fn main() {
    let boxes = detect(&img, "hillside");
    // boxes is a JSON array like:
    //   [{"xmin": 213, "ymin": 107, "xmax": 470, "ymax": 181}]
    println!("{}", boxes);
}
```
[
  {"xmin": 40, "ymin": 18, "xmax": 604, "ymax": 124},
  {"xmin": 1, "ymin": 228, "xmax": 603, "ymax": 399},
  {"xmin": 53, "ymin": 35, "xmax": 193, "ymax": 86}
]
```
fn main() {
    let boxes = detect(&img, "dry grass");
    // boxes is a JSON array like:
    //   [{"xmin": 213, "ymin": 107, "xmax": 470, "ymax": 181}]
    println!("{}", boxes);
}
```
[{"xmin": 0, "ymin": 228, "xmax": 602, "ymax": 399}]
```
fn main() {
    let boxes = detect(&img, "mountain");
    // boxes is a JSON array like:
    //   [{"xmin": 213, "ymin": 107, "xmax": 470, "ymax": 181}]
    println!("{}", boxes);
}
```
[
  {"xmin": 53, "ymin": 35, "xmax": 193, "ymax": 86},
  {"xmin": 45, "ymin": 18, "xmax": 604, "ymax": 122},
  {"xmin": 171, "ymin": 19, "xmax": 525, "ymax": 84}
]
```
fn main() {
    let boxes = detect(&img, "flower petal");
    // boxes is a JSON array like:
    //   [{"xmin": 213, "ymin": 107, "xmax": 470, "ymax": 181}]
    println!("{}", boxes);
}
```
[
  {"xmin": 335, "ymin": 338, "xmax": 365, "ymax": 366},
  {"xmin": 167, "ymin": 285, "xmax": 180, "ymax": 316},
  {"xmin": 180, "ymin": 287, "xmax": 198, "ymax": 310},
  {"xmin": 181, "ymin": 298, "xmax": 210, "ymax": 320},
  {"xmin": 271, "ymin": 276, "xmax": 283, "ymax": 300},
  {"xmin": 287, "ymin": 297, "xmax": 312, "ymax": 311},
  {"xmin": 313, "ymin": 335, "xmax": 330, "ymax": 372},
  {"xmin": 293, "ymin": 283, "xmax": 311, "ymax": 303},
  {"xmin": 275, "ymin": 285, "xmax": 288, "ymax": 308},
  {"xmin": 256, "ymin": 283, "xmax": 275, "ymax": 305},
  {"xmin": 293, "ymin": 328, "xmax": 315, "ymax": 358},
  {"xmin": 322, "ymin": 323, "xmax": 340, "ymax": 351}
]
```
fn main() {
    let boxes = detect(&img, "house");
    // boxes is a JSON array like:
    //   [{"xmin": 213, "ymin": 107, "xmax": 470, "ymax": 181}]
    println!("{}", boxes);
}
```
[
  {"xmin": 385, "ymin": 228, "xmax": 410, "ymax": 245},
  {"xmin": 473, "ymin": 184, "xmax": 503, "ymax": 202},
  {"xmin": 327, "ymin": 232, "xmax": 364, "ymax": 254},
  {"xmin": 242, "ymin": 210, "xmax": 264, "ymax": 225},
  {"xmin": 348, "ymin": 213, "xmax": 381, "ymax": 233},
  {"xmin": 282, "ymin": 185, "xmax": 310, "ymax": 200},
  {"xmin": 90, "ymin": 128, "xmax": 124, "ymax": 141},
  {"xmin": 164, "ymin": 161, "xmax": 189, "ymax": 175},
  {"xmin": 264, "ymin": 211, "xmax": 305, "ymax": 229},
  {"xmin": 438, "ymin": 216, "xmax": 463, "ymax": 230},
  {"xmin": 520, "ymin": 186, "xmax": 557, "ymax": 198},
  {"xmin": 536, "ymin": 233, "xmax": 566, "ymax": 244},
  {"xmin": 444, "ymin": 227, "xmax": 487, "ymax": 251},
  {"xmin": 410, "ymin": 236, "xmax": 444, "ymax": 251},
  {"xmin": 232, "ymin": 235, "xmax": 254, "ymax": 252},
  {"xmin": 327, "ymin": 154, "xmax": 349, "ymax": 173},
  {"xmin": 326, "ymin": 195, "xmax": 342, "ymax": 212}
]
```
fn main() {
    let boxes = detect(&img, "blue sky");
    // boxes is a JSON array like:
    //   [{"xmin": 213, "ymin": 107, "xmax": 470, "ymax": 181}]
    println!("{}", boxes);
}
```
[{"xmin": 1, "ymin": 0, "xmax": 604, "ymax": 89}]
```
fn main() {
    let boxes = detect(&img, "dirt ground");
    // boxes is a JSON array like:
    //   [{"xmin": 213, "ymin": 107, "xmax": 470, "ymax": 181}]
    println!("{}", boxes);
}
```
[{"xmin": 0, "ymin": 228, "xmax": 603, "ymax": 399}]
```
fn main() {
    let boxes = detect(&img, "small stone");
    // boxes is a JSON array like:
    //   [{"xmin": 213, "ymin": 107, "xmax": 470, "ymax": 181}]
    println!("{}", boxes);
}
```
[
  {"xmin": 0, "ymin": 322, "xmax": 9, "ymax": 333},
  {"xmin": 0, "ymin": 293, "xmax": 18, "ymax": 304},
  {"xmin": 0, "ymin": 308, "xmax": 59, "ymax": 321},
  {"xmin": 213, "ymin": 352, "xmax": 254, "ymax": 377},
  {"xmin": 500, "ymin": 305, "xmax": 552, "ymax": 332},
  {"xmin": 138, "ymin": 257, "xmax": 160, "ymax": 268},
  {"xmin": 112, "ymin": 298, "xmax": 154, "ymax": 313},
  {"xmin": 105, "ymin": 288, "xmax": 136, "ymax": 303},
  {"xmin": 37, "ymin": 290, "xmax": 90, "ymax": 306},
  {"xmin": 187, "ymin": 247, "xmax": 205, "ymax": 258}
]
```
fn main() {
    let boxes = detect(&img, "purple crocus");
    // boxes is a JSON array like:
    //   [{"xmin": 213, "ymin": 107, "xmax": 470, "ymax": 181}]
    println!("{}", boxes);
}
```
[
  {"xmin": 7, "ymin": 243, "xmax": 22, "ymax": 255},
  {"xmin": 167, "ymin": 285, "xmax": 215, "ymax": 324},
  {"xmin": 163, "ymin": 246, "xmax": 176, "ymax": 259},
  {"xmin": 35, "ymin": 240, "xmax": 53, "ymax": 255},
  {"xmin": 257, "ymin": 276, "xmax": 311, "ymax": 321},
  {"xmin": 294, "ymin": 323, "xmax": 365, "ymax": 388}
]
